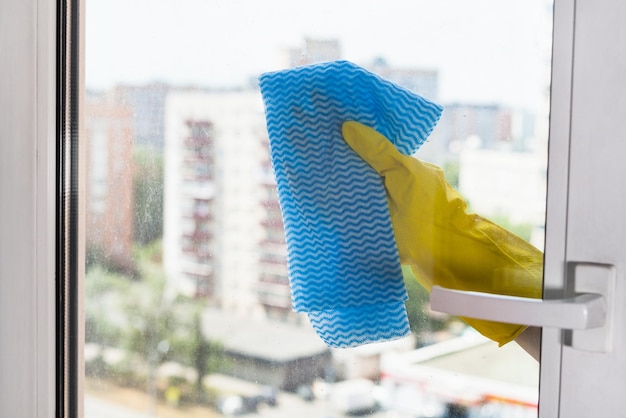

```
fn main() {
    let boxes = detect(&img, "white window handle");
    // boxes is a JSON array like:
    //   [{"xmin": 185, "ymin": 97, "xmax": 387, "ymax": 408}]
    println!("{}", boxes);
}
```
[
  {"xmin": 430, "ymin": 286, "xmax": 605, "ymax": 330},
  {"xmin": 429, "ymin": 262, "xmax": 616, "ymax": 352}
]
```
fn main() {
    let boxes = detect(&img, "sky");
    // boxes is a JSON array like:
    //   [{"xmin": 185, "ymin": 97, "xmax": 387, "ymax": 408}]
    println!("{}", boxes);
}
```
[{"xmin": 86, "ymin": 0, "xmax": 553, "ymax": 108}]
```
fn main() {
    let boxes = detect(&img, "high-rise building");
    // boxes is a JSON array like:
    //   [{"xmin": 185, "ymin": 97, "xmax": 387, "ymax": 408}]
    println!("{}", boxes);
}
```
[
  {"xmin": 84, "ymin": 93, "xmax": 135, "ymax": 272},
  {"xmin": 257, "ymin": 140, "xmax": 292, "ymax": 319},
  {"xmin": 163, "ymin": 89, "xmax": 267, "ymax": 314},
  {"xmin": 177, "ymin": 118, "xmax": 216, "ymax": 297},
  {"xmin": 436, "ymin": 104, "xmax": 515, "ymax": 150}
]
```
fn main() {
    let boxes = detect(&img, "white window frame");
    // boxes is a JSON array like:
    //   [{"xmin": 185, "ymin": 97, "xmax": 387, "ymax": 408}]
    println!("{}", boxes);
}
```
[{"xmin": 1, "ymin": 0, "xmax": 63, "ymax": 415}]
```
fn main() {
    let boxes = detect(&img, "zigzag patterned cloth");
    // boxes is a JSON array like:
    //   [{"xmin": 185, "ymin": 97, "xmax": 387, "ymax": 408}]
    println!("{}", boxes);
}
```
[{"xmin": 259, "ymin": 61, "xmax": 442, "ymax": 348}]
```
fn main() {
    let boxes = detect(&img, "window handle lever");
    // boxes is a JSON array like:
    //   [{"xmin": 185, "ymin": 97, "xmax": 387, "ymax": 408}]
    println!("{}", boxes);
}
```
[
  {"xmin": 430, "ymin": 286, "xmax": 605, "ymax": 330},
  {"xmin": 430, "ymin": 262, "xmax": 616, "ymax": 352}
]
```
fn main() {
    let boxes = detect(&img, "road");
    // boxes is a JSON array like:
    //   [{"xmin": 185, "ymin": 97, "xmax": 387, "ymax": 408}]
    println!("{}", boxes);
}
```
[{"xmin": 85, "ymin": 391, "xmax": 399, "ymax": 418}]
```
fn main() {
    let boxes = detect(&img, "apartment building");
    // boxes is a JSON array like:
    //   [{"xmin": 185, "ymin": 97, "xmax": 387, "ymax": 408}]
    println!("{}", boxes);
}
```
[
  {"xmin": 84, "ymin": 93, "xmax": 135, "ymax": 273},
  {"xmin": 257, "ymin": 140, "xmax": 292, "ymax": 319},
  {"xmin": 163, "ymin": 89, "xmax": 268, "ymax": 314}
]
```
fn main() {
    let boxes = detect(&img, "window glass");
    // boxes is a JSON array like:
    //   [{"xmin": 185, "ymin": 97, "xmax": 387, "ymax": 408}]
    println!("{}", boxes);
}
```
[{"xmin": 85, "ymin": 1, "xmax": 552, "ymax": 416}]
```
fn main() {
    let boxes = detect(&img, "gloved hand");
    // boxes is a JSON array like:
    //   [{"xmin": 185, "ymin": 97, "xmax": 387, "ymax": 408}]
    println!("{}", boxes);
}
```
[{"xmin": 341, "ymin": 121, "xmax": 543, "ymax": 346}]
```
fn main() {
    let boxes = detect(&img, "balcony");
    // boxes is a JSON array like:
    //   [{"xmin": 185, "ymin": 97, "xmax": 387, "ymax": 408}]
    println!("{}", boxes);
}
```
[
  {"xmin": 183, "ymin": 230, "xmax": 213, "ymax": 243},
  {"xmin": 259, "ymin": 272, "xmax": 289, "ymax": 285},
  {"xmin": 261, "ymin": 199, "xmax": 281, "ymax": 210},
  {"xmin": 181, "ymin": 261, "xmax": 213, "ymax": 277},
  {"xmin": 260, "ymin": 237, "xmax": 286, "ymax": 246},
  {"xmin": 261, "ymin": 217, "xmax": 283, "ymax": 228},
  {"xmin": 183, "ymin": 153, "xmax": 214, "ymax": 165},
  {"xmin": 182, "ymin": 248, "xmax": 213, "ymax": 262}
]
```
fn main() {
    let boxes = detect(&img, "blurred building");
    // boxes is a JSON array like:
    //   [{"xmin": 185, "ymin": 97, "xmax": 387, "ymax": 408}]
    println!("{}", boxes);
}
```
[
  {"xmin": 418, "ymin": 103, "xmax": 517, "ymax": 166},
  {"xmin": 429, "ymin": 103, "xmax": 548, "ymax": 250},
  {"xmin": 110, "ymin": 83, "xmax": 170, "ymax": 150},
  {"xmin": 84, "ymin": 93, "xmax": 135, "ymax": 272},
  {"xmin": 202, "ymin": 309, "xmax": 331, "ymax": 391},
  {"xmin": 257, "ymin": 140, "xmax": 292, "ymax": 319},
  {"xmin": 438, "ymin": 104, "xmax": 518, "ymax": 150},
  {"xmin": 458, "ymin": 146, "xmax": 548, "ymax": 250},
  {"xmin": 163, "ymin": 89, "xmax": 268, "ymax": 312},
  {"xmin": 283, "ymin": 38, "xmax": 342, "ymax": 67},
  {"xmin": 175, "ymin": 118, "xmax": 217, "ymax": 297},
  {"xmin": 368, "ymin": 58, "xmax": 440, "ymax": 102},
  {"xmin": 380, "ymin": 333, "xmax": 539, "ymax": 417}
]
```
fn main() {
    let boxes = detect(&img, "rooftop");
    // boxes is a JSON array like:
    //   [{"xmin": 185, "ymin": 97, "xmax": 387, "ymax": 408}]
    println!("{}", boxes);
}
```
[{"xmin": 201, "ymin": 309, "xmax": 329, "ymax": 362}]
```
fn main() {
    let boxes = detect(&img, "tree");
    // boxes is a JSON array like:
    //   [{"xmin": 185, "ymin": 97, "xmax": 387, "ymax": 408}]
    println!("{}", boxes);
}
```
[
  {"xmin": 133, "ymin": 146, "xmax": 164, "ymax": 245},
  {"xmin": 442, "ymin": 159, "xmax": 460, "ymax": 190},
  {"xmin": 167, "ymin": 302, "xmax": 228, "ymax": 402},
  {"xmin": 85, "ymin": 240, "xmax": 229, "ymax": 405},
  {"xmin": 84, "ymin": 266, "xmax": 130, "ymax": 347}
]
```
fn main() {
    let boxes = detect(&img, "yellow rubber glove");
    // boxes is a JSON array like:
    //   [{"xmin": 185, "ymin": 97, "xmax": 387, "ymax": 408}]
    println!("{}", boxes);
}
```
[{"xmin": 342, "ymin": 121, "xmax": 543, "ymax": 346}]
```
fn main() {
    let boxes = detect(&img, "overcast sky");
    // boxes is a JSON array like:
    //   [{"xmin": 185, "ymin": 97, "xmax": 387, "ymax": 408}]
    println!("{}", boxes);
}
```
[{"xmin": 86, "ymin": 0, "xmax": 553, "ymax": 108}]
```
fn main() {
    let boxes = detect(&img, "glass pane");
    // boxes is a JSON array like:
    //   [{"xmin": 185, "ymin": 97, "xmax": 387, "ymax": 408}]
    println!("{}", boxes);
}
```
[{"xmin": 84, "ymin": 1, "xmax": 552, "ymax": 417}]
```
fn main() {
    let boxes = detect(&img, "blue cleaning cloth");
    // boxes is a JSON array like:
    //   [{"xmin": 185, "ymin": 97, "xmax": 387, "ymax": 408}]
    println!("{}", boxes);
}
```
[{"xmin": 258, "ymin": 61, "xmax": 442, "ymax": 348}]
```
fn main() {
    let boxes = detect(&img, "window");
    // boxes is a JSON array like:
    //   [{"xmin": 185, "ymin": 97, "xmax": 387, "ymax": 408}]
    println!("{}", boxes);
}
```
[
  {"xmin": 82, "ymin": 1, "xmax": 551, "ymax": 417},
  {"xmin": 15, "ymin": 1, "xmax": 626, "ymax": 417}
]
